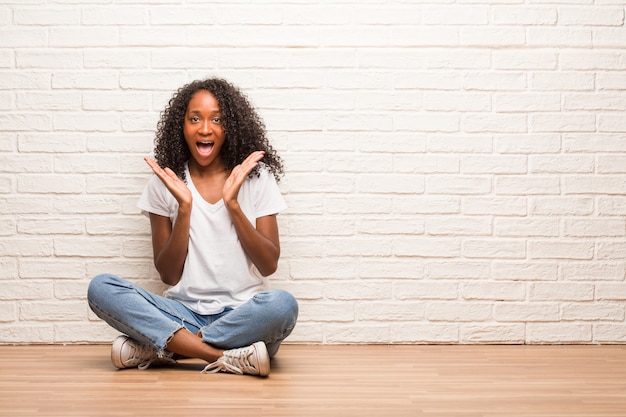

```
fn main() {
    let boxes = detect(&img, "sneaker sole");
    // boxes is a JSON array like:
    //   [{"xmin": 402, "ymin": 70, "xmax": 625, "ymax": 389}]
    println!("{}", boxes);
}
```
[
  {"xmin": 111, "ymin": 335, "xmax": 129, "ymax": 369},
  {"xmin": 253, "ymin": 342, "xmax": 270, "ymax": 377}
]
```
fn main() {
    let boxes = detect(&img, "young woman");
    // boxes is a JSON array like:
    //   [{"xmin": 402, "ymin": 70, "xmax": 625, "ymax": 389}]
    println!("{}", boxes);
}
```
[{"xmin": 87, "ymin": 78, "xmax": 298, "ymax": 377}]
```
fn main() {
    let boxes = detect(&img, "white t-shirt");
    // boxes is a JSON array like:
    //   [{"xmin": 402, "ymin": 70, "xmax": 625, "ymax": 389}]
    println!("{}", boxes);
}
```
[{"xmin": 137, "ymin": 163, "xmax": 287, "ymax": 315}]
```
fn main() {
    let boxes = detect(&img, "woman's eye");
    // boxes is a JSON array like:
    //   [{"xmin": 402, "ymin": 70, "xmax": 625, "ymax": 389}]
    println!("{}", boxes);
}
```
[
  {"xmin": 190, "ymin": 116, "xmax": 200, "ymax": 123},
  {"xmin": 212, "ymin": 117, "xmax": 222, "ymax": 124}
]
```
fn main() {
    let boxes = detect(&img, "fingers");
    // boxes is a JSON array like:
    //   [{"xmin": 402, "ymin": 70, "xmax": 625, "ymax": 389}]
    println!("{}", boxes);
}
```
[{"xmin": 238, "ymin": 151, "xmax": 265, "ymax": 176}]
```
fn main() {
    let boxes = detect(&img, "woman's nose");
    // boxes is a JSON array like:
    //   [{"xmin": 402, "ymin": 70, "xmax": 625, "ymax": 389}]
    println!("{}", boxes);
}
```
[{"xmin": 199, "ymin": 120, "xmax": 210, "ymax": 134}]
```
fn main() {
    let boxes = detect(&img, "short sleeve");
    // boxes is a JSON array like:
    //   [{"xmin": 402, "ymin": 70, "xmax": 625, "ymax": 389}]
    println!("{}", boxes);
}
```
[
  {"xmin": 137, "ymin": 174, "xmax": 177, "ymax": 218},
  {"xmin": 253, "ymin": 167, "xmax": 287, "ymax": 218}
]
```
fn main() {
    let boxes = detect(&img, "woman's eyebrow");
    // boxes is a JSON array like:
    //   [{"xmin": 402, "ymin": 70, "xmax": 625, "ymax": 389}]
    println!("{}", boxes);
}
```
[{"xmin": 187, "ymin": 109, "xmax": 221, "ymax": 114}]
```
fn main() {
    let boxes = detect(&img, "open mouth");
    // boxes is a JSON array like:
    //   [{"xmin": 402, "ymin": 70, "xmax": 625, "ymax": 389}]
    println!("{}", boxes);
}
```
[{"xmin": 196, "ymin": 141, "xmax": 214, "ymax": 157}]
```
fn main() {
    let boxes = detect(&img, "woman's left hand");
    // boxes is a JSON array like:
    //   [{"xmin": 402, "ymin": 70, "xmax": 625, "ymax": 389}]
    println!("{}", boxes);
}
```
[{"xmin": 223, "ymin": 151, "xmax": 265, "ymax": 207}]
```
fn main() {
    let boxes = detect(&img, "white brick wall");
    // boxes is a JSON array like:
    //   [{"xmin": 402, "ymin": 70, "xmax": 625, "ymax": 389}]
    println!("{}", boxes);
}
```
[{"xmin": 1, "ymin": 0, "xmax": 625, "ymax": 345}]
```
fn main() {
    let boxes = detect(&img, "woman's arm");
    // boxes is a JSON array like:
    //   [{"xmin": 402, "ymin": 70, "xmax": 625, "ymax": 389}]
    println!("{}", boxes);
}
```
[
  {"xmin": 144, "ymin": 157, "xmax": 192, "ymax": 286},
  {"xmin": 149, "ymin": 210, "xmax": 190, "ymax": 286},
  {"xmin": 223, "ymin": 151, "xmax": 281, "ymax": 276},
  {"xmin": 228, "ymin": 210, "xmax": 281, "ymax": 277}
]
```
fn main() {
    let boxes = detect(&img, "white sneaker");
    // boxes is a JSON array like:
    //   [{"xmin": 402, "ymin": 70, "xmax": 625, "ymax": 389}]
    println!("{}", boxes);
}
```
[
  {"xmin": 111, "ymin": 335, "xmax": 175, "ymax": 370},
  {"xmin": 201, "ymin": 341, "xmax": 270, "ymax": 376}
]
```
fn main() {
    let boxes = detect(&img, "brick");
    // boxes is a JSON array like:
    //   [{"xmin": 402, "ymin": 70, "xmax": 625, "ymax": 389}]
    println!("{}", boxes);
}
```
[
  {"xmin": 593, "ymin": 283, "xmax": 626, "ymax": 300},
  {"xmin": 493, "ymin": 50, "xmax": 557, "ymax": 70},
  {"xmin": 55, "ymin": 322, "xmax": 120, "ymax": 344},
  {"xmin": 560, "ymin": 261, "xmax": 625, "ymax": 281},
  {"xmin": 426, "ymin": 216, "xmax": 492, "ymax": 236},
  {"xmin": 0, "ymin": 324, "xmax": 54, "ymax": 343},
  {"xmin": 393, "ymin": 323, "xmax": 458, "ymax": 343},
  {"xmin": 528, "ymin": 27, "xmax": 591, "ymax": 47},
  {"xmin": 530, "ymin": 72, "xmax": 594, "ymax": 91},
  {"xmin": 494, "ymin": 7, "xmax": 557, "ymax": 24},
  {"xmin": 356, "ymin": 301, "xmax": 425, "ymax": 321},
  {"xmin": 393, "ymin": 237, "xmax": 460, "ymax": 258},
  {"xmin": 492, "ymin": 261, "xmax": 558, "ymax": 281},
  {"xmin": 427, "ymin": 175, "xmax": 491, "ymax": 195},
  {"xmin": 461, "ymin": 155, "xmax": 527, "ymax": 174},
  {"xmin": 0, "ymin": 302, "xmax": 17, "ymax": 322},
  {"xmin": 18, "ymin": 218, "xmax": 84, "ymax": 235},
  {"xmin": 20, "ymin": 258, "xmax": 85, "ymax": 280},
  {"xmin": 423, "ymin": 92, "xmax": 491, "ymax": 112},
  {"xmin": 17, "ymin": 50, "xmax": 82, "ymax": 69},
  {"xmin": 463, "ymin": 72, "xmax": 526, "ymax": 91},
  {"xmin": 18, "ymin": 174, "xmax": 84, "ymax": 194},
  {"xmin": 463, "ymin": 197, "xmax": 527, "ymax": 216},
  {"xmin": 530, "ymin": 197, "xmax": 593, "ymax": 215},
  {"xmin": 529, "ymin": 282, "xmax": 594, "ymax": 301},
  {"xmin": 527, "ymin": 323, "xmax": 592, "ymax": 343},
  {"xmin": 561, "ymin": 302, "xmax": 625, "ymax": 321},
  {"xmin": 495, "ymin": 175, "xmax": 560, "ymax": 195},
  {"xmin": 598, "ymin": 197, "xmax": 626, "ymax": 215},
  {"xmin": 0, "ymin": 154, "xmax": 52, "ymax": 173},
  {"xmin": 425, "ymin": 261, "xmax": 490, "ymax": 280},
  {"xmin": 82, "ymin": 6, "xmax": 145, "ymax": 25},
  {"xmin": 355, "ymin": 174, "xmax": 423, "ymax": 194},
  {"xmin": 495, "ymin": 302, "xmax": 559, "ymax": 322},
  {"xmin": 298, "ymin": 300, "xmax": 355, "ymax": 322},
  {"xmin": 529, "ymin": 240, "xmax": 594, "ymax": 260},
  {"xmin": 461, "ymin": 282, "xmax": 526, "ymax": 301},
  {"xmin": 428, "ymin": 135, "xmax": 492, "ymax": 153},
  {"xmin": 463, "ymin": 239, "xmax": 526, "ymax": 259},
  {"xmin": 0, "ymin": 28, "xmax": 47, "ymax": 47},
  {"xmin": 289, "ymin": 258, "xmax": 356, "ymax": 280},
  {"xmin": 494, "ymin": 218, "xmax": 559, "ymax": 237},
  {"xmin": 18, "ymin": 133, "xmax": 86, "ymax": 153},
  {"xmin": 287, "ymin": 216, "xmax": 354, "ymax": 236},
  {"xmin": 325, "ymin": 323, "xmax": 391, "ymax": 343},
  {"xmin": 426, "ymin": 302, "xmax": 493, "ymax": 322},
  {"xmin": 394, "ymin": 196, "xmax": 460, "ymax": 215},
  {"xmin": 395, "ymin": 281, "xmax": 458, "ymax": 300},
  {"xmin": 460, "ymin": 324, "xmax": 525, "ymax": 343},
  {"xmin": 0, "ymin": 113, "xmax": 51, "ymax": 131},
  {"xmin": 494, "ymin": 93, "xmax": 561, "ymax": 112},
  {"xmin": 394, "ymin": 154, "xmax": 459, "ymax": 174},
  {"xmin": 461, "ymin": 27, "xmax": 525, "ymax": 47},
  {"xmin": 559, "ymin": 7, "xmax": 624, "ymax": 26},
  {"xmin": 563, "ymin": 218, "xmax": 625, "ymax": 237},
  {"xmin": 357, "ymin": 258, "xmax": 424, "ymax": 279},
  {"xmin": 54, "ymin": 237, "xmax": 121, "ymax": 258},
  {"xmin": 464, "ymin": 114, "xmax": 527, "ymax": 133},
  {"xmin": 395, "ymin": 113, "xmax": 460, "ymax": 133},
  {"xmin": 597, "ymin": 155, "xmax": 626, "ymax": 173},
  {"xmin": 594, "ymin": 324, "xmax": 626, "ymax": 343},
  {"xmin": 530, "ymin": 155, "xmax": 594, "ymax": 173},
  {"xmin": 84, "ymin": 49, "xmax": 150, "ymax": 69},
  {"xmin": 14, "ymin": 8, "xmax": 80, "ymax": 25},
  {"xmin": 0, "ymin": 257, "xmax": 18, "ymax": 281},
  {"xmin": 562, "ymin": 176, "xmax": 626, "ymax": 195},
  {"xmin": 357, "ymin": 218, "xmax": 424, "ymax": 235}
]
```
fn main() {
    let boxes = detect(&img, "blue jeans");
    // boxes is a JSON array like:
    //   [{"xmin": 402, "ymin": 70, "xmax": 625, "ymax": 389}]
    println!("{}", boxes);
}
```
[{"xmin": 87, "ymin": 274, "xmax": 298, "ymax": 358}]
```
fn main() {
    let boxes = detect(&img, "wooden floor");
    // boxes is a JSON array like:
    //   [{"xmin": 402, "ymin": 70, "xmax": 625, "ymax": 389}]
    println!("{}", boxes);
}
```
[{"xmin": 0, "ymin": 344, "xmax": 625, "ymax": 417}]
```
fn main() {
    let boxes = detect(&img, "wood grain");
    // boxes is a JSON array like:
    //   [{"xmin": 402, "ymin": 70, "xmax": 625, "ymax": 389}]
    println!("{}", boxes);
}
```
[{"xmin": 0, "ymin": 344, "xmax": 625, "ymax": 416}]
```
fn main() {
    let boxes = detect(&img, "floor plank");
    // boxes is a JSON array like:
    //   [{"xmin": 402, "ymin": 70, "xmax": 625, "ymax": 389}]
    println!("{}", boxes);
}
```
[{"xmin": 0, "ymin": 344, "xmax": 625, "ymax": 416}]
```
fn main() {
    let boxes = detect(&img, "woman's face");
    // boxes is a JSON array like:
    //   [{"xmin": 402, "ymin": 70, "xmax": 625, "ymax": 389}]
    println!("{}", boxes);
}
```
[{"xmin": 183, "ymin": 90, "xmax": 226, "ymax": 169}]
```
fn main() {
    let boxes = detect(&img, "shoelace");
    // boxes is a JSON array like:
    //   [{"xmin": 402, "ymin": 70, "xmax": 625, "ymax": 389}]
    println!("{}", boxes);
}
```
[
  {"xmin": 201, "ymin": 346, "xmax": 255, "ymax": 375},
  {"xmin": 126, "ymin": 344, "xmax": 174, "ymax": 370}
]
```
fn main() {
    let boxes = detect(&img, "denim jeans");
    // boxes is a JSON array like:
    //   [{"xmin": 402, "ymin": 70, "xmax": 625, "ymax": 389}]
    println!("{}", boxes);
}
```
[{"xmin": 87, "ymin": 273, "xmax": 298, "ymax": 358}]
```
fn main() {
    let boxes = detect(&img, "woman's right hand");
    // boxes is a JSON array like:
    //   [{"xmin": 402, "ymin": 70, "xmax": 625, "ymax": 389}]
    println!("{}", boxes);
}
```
[{"xmin": 144, "ymin": 157, "xmax": 192, "ymax": 209}]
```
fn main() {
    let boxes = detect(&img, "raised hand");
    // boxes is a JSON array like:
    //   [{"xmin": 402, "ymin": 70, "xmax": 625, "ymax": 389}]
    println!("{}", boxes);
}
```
[
  {"xmin": 223, "ymin": 151, "xmax": 265, "ymax": 207},
  {"xmin": 144, "ymin": 157, "xmax": 192, "ymax": 208}
]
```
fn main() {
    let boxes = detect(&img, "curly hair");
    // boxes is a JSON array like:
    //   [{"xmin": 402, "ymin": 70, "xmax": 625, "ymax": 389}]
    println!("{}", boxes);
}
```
[{"xmin": 153, "ymin": 78, "xmax": 284, "ymax": 183}]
